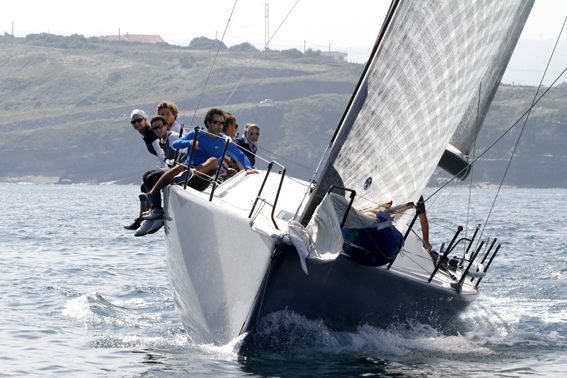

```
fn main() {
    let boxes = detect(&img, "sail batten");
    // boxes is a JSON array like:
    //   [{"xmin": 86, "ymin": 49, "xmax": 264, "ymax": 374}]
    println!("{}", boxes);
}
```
[{"xmin": 301, "ymin": 0, "xmax": 534, "ymax": 220}]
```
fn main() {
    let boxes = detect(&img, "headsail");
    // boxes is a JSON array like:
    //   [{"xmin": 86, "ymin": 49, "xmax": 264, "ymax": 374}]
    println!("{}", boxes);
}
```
[
  {"xmin": 439, "ymin": 0, "xmax": 534, "ymax": 180},
  {"xmin": 301, "ymin": 0, "xmax": 533, "ymax": 222}
]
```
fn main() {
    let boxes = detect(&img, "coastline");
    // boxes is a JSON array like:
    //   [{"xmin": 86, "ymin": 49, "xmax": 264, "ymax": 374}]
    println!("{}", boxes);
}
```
[
  {"xmin": 0, "ymin": 173, "xmax": 545, "ymax": 189},
  {"xmin": 0, "ymin": 174, "xmax": 127, "ymax": 186}
]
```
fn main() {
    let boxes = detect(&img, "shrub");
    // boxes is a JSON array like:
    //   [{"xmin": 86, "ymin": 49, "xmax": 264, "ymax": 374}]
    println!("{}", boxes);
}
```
[
  {"xmin": 279, "ymin": 48, "xmax": 303, "ymax": 58},
  {"xmin": 304, "ymin": 48, "xmax": 321, "ymax": 57},
  {"xmin": 189, "ymin": 36, "xmax": 227, "ymax": 50},
  {"xmin": 107, "ymin": 71, "xmax": 123, "ymax": 85},
  {"xmin": 229, "ymin": 42, "xmax": 259, "ymax": 52},
  {"xmin": 179, "ymin": 55, "xmax": 195, "ymax": 69}
]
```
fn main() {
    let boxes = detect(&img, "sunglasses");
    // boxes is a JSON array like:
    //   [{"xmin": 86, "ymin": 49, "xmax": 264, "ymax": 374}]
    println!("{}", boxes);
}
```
[
  {"xmin": 247, "ymin": 132, "xmax": 260, "ymax": 136},
  {"xmin": 210, "ymin": 120, "xmax": 224, "ymax": 126},
  {"xmin": 131, "ymin": 118, "xmax": 145, "ymax": 125},
  {"xmin": 229, "ymin": 123, "xmax": 238, "ymax": 129},
  {"xmin": 152, "ymin": 124, "xmax": 165, "ymax": 130}
]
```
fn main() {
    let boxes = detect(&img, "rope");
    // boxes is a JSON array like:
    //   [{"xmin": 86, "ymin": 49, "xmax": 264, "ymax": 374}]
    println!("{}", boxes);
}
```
[
  {"xmin": 396, "ymin": 247, "xmax": 433, "ymax": 274},
  {"xmin": 188, "ymin": 1, "xmax": 239, "ymax": 128},
  {"xmin": 427, "ymin": 218, "xmax": 462, "ymax": 233},
  {"xmin": 255, "ymin": 145, "xmax": 317, "ymax": 171},
  {"xmin": 427, "ymin": 185, "xmax": 459, "ymax": 216},
  {"xmin": 463, "ymin": 83, "xmax": 482, "ymax": 256},
  {"xmin": 223, "ymin": 0, "xmax": 301, "ymax": 106},
  {"xmin": 207, "ymin": 130, "xmax": 318, "ymax": 177}
]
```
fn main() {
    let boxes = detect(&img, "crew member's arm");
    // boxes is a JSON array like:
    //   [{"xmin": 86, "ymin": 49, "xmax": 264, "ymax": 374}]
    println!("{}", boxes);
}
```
[
  {"xmin": 172, "ymin": 130, "xmax": 196, "ymax": 150},
  {"xmin": 227, "ymin": 143, "xmax": 258, "ymax": 175},
  {"xmin": 153, "ymin": 139, "xmax": 167, "ymax": 168},
  {"xmin": 419, "ymin": 212, "xmax": 432, "ymax": 251}
]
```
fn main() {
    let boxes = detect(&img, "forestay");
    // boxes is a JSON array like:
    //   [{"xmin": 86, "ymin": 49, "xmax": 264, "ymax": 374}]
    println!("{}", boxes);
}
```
[{"xmin": 304, "ymin": 0, "xmax": 534, "ymax": 216}]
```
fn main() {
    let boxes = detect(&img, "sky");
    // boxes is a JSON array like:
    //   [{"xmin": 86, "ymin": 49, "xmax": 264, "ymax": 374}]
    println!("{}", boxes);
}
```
[{"xmin": 2, "ymin": 1, "xmax": 566, "ymax": 80}]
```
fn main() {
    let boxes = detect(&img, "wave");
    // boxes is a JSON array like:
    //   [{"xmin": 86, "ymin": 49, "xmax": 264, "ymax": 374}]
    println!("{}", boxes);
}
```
[{"xmin": 182, "ymin": 309, "xmax": 567, "ymax": 362}]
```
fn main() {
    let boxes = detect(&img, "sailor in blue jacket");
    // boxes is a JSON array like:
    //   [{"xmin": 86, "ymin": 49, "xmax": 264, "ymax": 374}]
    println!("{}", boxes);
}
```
[
  {"xmin": 173, "ymin": 126, "xmax": 252, "ymax": 171},
  {"xmin": 140, "ymin": 108, "xmax": 258, "ymax": 203}
]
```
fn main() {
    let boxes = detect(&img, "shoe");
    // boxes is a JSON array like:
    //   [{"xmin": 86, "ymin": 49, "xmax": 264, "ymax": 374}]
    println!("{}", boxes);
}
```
[
  {"xmin": 124, "ymin": 218, "xmax": 142, "ymax": 230},
  {"xmin": 134, "ymin": 220, "xmax": 153, "ymax": 237},
  {"xmin": 141, "ymin": 209, "xmax": 151, "ymax": 218},
  {"xmin": 146, "ymin": 218, "xmax": 164, "ymax": 235},
  {"xmin": 139, "ymin": 192, "xmax": 152, "ymax": 206},
  {"xmin": 142, "ymin": 207, "xmax": 163, "ymax": 220}
]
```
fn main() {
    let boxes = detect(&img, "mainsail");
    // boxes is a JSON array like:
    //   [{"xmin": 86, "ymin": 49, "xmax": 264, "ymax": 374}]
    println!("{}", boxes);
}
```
[{"xmin": 301, "ymin": 0, "xmax": 534, "ymax": 220}]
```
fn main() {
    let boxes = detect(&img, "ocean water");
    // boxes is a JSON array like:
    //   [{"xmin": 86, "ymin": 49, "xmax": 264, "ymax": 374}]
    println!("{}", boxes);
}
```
[{"xmin": 1, "ymin": 184, "xmax": 566, "ymax": 377}]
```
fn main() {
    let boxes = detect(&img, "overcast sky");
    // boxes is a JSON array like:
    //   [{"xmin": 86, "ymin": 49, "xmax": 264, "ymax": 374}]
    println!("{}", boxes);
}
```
[{"xmin": 2, "ymin": 0, "xmax": 566, "ymax": 83}]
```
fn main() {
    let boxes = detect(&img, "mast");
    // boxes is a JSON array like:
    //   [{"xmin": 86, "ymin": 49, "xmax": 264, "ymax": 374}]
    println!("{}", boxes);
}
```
[{"xmin": 300, "ymin": 0, "xmax": 402, "ymax": 225}]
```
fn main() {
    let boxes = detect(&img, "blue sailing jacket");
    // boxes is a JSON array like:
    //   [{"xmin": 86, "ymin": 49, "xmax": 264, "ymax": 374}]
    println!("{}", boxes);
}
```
[{"xmin": 172, "ymin": 130, "xmax": 252, "ymax": 170}]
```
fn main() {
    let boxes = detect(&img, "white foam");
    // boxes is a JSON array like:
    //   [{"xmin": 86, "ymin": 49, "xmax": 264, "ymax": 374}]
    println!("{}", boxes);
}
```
[
  {"xmin": 62, "ymin": 295, "xmax": 100, "ymax": 325},
  {"xmin": 190, "ymin": 334, "xmax": 246, "ymax": 359},
  {"xmin": 214, "ymin": 310, "xmax": 494, "ymax": 358},
  {"xmin": 62, "ymin": 292, "xmax": 153, "ymax": 328}
]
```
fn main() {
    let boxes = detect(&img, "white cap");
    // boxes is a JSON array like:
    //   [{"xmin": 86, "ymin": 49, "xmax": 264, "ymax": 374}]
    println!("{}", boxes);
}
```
[{"xmin": 130, "ymin": 109, "xmax": 147, "ymax": 119}]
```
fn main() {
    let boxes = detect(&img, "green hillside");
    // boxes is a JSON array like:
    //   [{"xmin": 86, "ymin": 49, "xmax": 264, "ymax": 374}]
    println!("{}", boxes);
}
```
[
  {"xmin": 0, "ymin": 33, "xmax": 361, "ymax": 183},
  {"xmin": 1, "ymin": 33, "xmax": 566, "ymax": 187}
]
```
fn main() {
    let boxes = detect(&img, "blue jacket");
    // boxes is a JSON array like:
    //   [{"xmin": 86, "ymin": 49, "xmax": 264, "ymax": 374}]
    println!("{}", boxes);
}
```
[{"xmin": 172, "ymin": 130, "xmax": 252, "ymax": 170}]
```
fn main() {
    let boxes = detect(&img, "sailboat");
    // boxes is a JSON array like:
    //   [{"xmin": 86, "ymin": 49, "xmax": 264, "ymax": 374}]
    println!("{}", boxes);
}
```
[{"xmin": 162, "ymin": 0, "xmax": 534, "ymax": 352}]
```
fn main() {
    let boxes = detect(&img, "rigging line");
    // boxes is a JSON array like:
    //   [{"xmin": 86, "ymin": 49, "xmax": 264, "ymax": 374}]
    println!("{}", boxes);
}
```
[
  {"xmin": 188, "ymin": 0, "xmax": 239, "ymax": 127},
  {"xmin": 223, "ymin": 132, "xmax": 316, "ymax": 172},
  {"xmin": 307, "ymin": 190, "xmax": 398, "ymax": 211},
  {"xmin": 284, "ymin": 175, "xmax": 311, "ymax": 188},
  {"xmin": 223, "ymin": 0, "xmax": 301, "ymax": 106},
  {"xmin": 474, "ymin": 15, "xmax": 567, "ymax": 248},
  {"xmin": 422, "ymin": 178, "xmax": 456, "ymax": 215},
  {"xmin": 464, "ymin": 83, "xmax": 482, "ymax": 256},
  {"xmin": 427, "ymin": 218, "xmax": 463, "ymax": 233},
  {"xmin": 400, "ymin": 249, "xmax": 433, "ymax": 269},
  {"xmin": 427, "ymin": 184, "xmax": 459, "ymax": 216},
  {"xmin": 256, "ymin": 145, "xmax": 317, "ymax": 171},
  {"xmin": 226, "ymin": 138, "xmax": 314, "ymax": 173},
  {"xmin": 423, "ymin": 63, "xmax": 567, "ymax": 205},
  {"xmin": 395, "ymin": 247, "xmax": 432, "ymax": 275},
  {"xmin": 223, "ymin": 142, "xmax": 312, "ymax": 188}
]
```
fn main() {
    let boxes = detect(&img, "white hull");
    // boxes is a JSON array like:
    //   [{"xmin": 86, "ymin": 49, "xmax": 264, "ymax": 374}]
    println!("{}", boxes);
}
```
[
  {"xmin": 163, "ymin": 170, "xmax": 305, "ymax": 344},
  {"xmin": 163, "ymin": 185, "xmax": 274, "ymax": 344},
  {"xmin": 163, "ymin": 171, "xmax": 478, "ymax": 348}
]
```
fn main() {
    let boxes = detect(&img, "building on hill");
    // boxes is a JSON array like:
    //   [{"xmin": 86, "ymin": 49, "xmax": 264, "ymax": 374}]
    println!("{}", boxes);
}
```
[
  {"xmin": 98, "ymin": 33, "xmax": 165, "ymax": 44},
  {"xmin": 326, "ymin": 51, "xmax": 348, "ymax": 61}
]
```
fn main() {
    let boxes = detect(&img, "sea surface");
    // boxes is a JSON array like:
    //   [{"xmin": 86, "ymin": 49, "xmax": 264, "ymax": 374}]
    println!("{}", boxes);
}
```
[{"xmin": 1, "ymin": 184, "xmax": 566, "ymax": 377}]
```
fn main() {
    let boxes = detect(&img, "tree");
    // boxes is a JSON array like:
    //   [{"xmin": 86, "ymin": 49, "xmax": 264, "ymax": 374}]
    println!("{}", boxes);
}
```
[
  {"xmin": 279, "ymin": 48, "xmax": 303, "ymax": 58},
  {"xmin": 304, "ymin": 48, "xmax": 321, "ymax": 57},
  {"xmin": 228, "ymin": 42, "xmax": 259, "ymax": 52},
  {"xmin": 189, "ymin": 36, "xmax": 227, "ymax": 50}
]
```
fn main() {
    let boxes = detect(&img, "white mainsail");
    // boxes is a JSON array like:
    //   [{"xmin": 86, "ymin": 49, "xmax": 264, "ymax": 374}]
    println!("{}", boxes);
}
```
[{"xmin": 302, "ymin": 0, "xmax": 534, "ymax": 217}]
